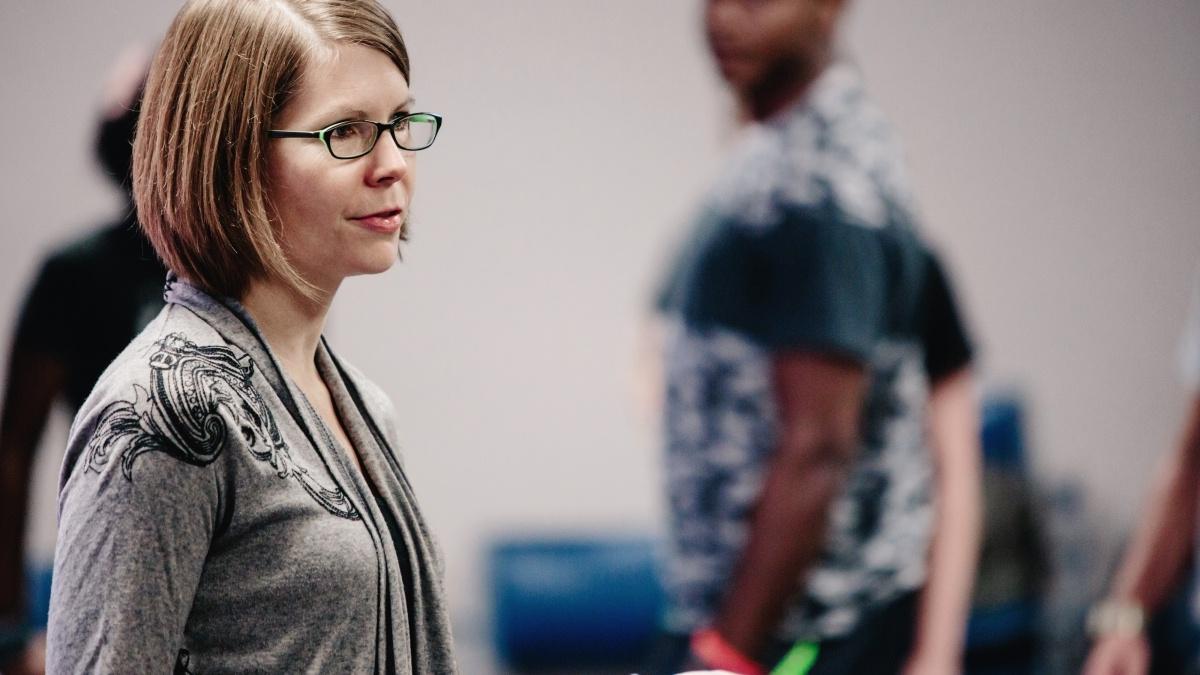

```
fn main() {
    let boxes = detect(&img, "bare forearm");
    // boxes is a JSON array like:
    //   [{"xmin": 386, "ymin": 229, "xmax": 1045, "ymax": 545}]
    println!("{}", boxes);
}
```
[
  {"xmin": 0, "ymin": 349, "xmax": 63, "ymax": 616},
  {"xmin": 715, "ymin": 446, "xmax": 852, "ymax": 656},
  {"xmin": 709, "ymin": 354, "xmax": 865, "ymax": 659},
  {"xmin": 915, "ymin": 477, "xmax": 981, "ymax": 659},
  {"xmin": 0, "ymin": 449, "xmax": 35, "ymax": 615},
  {"xmin": 1083, "ymin": 398, "xmax": 1200, "ymax": 675},
  {"xmin": 913, "ymin": 369, "xmax": 982, "ymax": 661},
  {"xmin": 1109, "ymin": 397, "xmax": 1200, "ymax": 610}
]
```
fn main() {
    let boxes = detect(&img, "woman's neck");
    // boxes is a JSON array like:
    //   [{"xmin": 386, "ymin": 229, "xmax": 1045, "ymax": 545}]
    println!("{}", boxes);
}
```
[{"xmin": 240, "ymin": 278, "xmax": 336, "ymax": 386}]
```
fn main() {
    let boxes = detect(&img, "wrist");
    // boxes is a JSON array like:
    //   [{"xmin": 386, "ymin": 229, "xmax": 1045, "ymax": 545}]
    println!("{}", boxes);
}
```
[
  {"xmin": 907, "ymin": 644, "xmax": 960, "ymax": 665},
  {"xmin": 690, "ymin": 627, "xmax": 766, "ymax": 675},
  {"xmin": 1087, "ymin": 598, "xmax": 1146, "ymax": 638},
  {"xmin": 908, "ymin": 632, "xmax": 963, "ymax": 665}
]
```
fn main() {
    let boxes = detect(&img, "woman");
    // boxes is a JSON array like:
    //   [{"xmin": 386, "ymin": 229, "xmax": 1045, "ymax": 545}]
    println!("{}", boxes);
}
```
[{"xmin": 45, "ymin": 1, "xmax": 454, "ymax": 672}]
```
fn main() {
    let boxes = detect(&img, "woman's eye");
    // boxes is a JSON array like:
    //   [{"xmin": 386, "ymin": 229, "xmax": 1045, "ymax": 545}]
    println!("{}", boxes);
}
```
[{"xmin": 330, "ymin": 124, "xmax": 361, "ymax": 139}]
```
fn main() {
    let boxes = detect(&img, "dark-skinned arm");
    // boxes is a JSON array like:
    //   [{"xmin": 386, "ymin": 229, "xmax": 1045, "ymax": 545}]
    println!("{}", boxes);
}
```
[
  {"xmin": 713, "ymin": 351, "xmax": 867, "ymax": 658},
  {"xmin": 0, "ymin": 347, "xmax": 65, "ymax": 618},
  {"xmin": 1083, "ymin": 392, "xmax": 1200, "ymax": 675},
  {"xmin": 1107, "ymin": 392, "xmax": 1200, "ymax": 612},
  {"xmin": 0, "ymin": 346, "xmax": 65, "ymax": 675}
]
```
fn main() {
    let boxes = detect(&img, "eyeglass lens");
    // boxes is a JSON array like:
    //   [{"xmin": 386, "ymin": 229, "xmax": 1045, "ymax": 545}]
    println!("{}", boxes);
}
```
[{"xmin": 327, "ymin": 115, "xmax": 438, "ymax": 158}]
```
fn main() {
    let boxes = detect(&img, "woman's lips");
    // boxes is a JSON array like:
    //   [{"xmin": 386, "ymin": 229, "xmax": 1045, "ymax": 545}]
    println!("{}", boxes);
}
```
[{"xmin": 352, "ymin": 209, "xmax": 404, "ymax": 234}]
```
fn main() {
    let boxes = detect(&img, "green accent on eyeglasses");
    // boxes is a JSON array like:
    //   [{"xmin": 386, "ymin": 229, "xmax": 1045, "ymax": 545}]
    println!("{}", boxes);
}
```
[{"xmin": 268, "ymin": 112, "xmax": 443, "ymax": 159}]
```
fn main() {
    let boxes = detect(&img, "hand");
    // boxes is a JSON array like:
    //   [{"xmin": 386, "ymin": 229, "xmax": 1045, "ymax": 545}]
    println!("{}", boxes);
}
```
[
  {"xmin": 1082, "ymin": 633, "xmax": 1150, "ymax": 675},
  {"xmin": 678, "ymin": 648, "xmax": 711, "ymax": 673},
  {"xmin": 687, "ymin": 628, "xmax": 766, "ymax": 674}
]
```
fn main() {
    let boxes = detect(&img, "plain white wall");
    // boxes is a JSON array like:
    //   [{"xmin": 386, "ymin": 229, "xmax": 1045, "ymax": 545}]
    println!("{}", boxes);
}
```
[{"xmin": 2, "ymin": 1, "xmax": 1198, "ymax": 629}]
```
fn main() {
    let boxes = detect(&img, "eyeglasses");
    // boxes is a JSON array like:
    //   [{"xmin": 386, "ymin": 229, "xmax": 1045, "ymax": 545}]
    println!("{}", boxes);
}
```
[{"xmin": 268, "ymin": 112, "xmax": 442, "ymax": 160}]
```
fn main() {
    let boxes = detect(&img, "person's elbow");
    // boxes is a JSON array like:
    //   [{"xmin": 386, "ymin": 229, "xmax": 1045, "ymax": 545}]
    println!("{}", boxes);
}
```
[{"xmin": 773, "ymin": 423, "xmax": 859, "ymax": 485}]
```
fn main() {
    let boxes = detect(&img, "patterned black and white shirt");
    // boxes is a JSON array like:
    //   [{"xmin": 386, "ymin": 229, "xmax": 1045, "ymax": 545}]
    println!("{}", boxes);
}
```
[{"xmin": 657, "ymin": 62, "xmax": 971, "ymax": 641}]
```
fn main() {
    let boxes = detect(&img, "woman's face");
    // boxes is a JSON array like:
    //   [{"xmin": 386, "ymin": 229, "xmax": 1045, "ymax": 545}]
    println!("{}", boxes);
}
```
[{"xmin": 267, "ymin": 43, "xmax": 414, "ymax": 292}]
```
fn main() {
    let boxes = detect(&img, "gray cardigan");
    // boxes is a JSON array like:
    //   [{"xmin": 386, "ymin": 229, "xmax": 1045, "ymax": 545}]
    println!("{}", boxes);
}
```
[{"xmin": 46, "ymin": 278, "xmax": 456, "ymax": 674}]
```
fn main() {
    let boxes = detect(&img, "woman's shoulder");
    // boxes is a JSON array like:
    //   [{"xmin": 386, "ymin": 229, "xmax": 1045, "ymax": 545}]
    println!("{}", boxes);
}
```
[
  {"xmin": 81, "ymin": 305, "xmax": 224, "ymax": 410},
  {"xmin": 328, "ymin": 351, "xmax": 402, "ymax": 451},
  {"xmin": 326, "ymin": 352, "xmax": 394, "ymax": 416},
  {"xmin": 65, "ymin": 305, "xmax": 242, "ymax": 482}
]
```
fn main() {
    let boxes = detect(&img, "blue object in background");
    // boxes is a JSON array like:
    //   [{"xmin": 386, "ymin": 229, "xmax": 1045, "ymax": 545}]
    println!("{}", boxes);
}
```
[
  {"xmin": 0, "ymin": 563, "xmax": 52, "ymax": 661},
  {"xmin": 980, "ymin": 394, "xmax": 1025, "ymax": 469},
  {"xmin": 489, "ymin": 535, "xmax": 664, "ymax": 670},
  {"xmin": 485, "ymin": 396, "xmax": 1048, "ymax": 673},
  {"xmin": 27, "ymin": 562, "xmax": 52, "ymax": 630}
]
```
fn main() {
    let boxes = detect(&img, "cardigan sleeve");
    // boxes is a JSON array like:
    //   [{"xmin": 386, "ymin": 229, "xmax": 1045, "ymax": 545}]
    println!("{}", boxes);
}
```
[{"xmin": 47, "ymin": 357, "xmax": 223, "ymax": 673}]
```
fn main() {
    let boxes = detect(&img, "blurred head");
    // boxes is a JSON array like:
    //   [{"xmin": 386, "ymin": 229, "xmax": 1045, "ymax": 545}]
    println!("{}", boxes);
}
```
[
  {"xmin": 133, "ymin": 0, "xmax": 414, "ymax": 300},
  {"xmin": 705, "ymin": 0, "xmax": 847, "ymax": 110},
  {"xmin": 95, "ymin": 47, "xmax": 151, "ymax": 195}
]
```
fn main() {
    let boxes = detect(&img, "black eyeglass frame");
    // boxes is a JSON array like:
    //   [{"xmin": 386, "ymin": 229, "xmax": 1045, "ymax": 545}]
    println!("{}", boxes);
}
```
[{"xmin": 268, "ymin": 112, "xmax": 443, "ymax": 159}]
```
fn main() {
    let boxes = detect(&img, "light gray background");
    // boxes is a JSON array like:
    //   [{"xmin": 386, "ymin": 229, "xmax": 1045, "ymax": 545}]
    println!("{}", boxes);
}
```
[{"xmin": 2, "ymin": 0, "xmax": 1198, "ymax": 647}]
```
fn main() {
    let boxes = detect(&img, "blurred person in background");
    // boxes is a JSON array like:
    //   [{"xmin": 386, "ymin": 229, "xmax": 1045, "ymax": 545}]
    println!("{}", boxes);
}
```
[
  {"xmin": 44, "ymin": 0, "xmax": 454, "ymax": 671},
  {"xmin": 0, "ymin": 47, "xmax": 164, "ymax": 675},
  {"xmin": 1084, "ymin": 272, "xmax": 1200, "ymax": 675},
  {"xmin": 648, "ymin": 1, "xmax": 982, "ymax": 673}
]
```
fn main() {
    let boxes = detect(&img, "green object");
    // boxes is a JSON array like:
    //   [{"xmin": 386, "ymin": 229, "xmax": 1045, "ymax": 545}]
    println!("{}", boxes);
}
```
[{"xmin": 770, "ymin": 641, "xmax": 820, "ymax": 675}]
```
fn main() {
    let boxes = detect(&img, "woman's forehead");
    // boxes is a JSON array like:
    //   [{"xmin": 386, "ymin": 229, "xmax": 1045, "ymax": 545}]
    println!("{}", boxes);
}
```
[{"xmin": 286, "ymin": 43, "xmax": 411, "ymax": 122}]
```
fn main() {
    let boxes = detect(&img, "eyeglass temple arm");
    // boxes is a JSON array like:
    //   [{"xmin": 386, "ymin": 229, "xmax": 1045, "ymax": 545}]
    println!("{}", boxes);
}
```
[{"xmin": 267, "ymin": 130, "xmax": 321, "ymax": 138}]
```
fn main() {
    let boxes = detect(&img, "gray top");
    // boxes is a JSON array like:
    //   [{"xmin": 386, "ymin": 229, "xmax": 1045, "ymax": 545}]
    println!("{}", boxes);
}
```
[{"xmin": 47, "ymin": 277, "xmax": 456, "ymax": 674}]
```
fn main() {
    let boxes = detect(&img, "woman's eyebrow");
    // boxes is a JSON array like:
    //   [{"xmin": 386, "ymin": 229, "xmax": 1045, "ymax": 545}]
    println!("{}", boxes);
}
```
[{"xmin": 320, "ymin": 96, "xmax": 416, "ymax": 121}]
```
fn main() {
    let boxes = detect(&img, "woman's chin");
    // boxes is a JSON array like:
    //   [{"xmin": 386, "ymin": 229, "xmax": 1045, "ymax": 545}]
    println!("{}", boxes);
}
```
[{"xmin": 355, "ymin": 246, "xmax": 402, "ymax": 276}]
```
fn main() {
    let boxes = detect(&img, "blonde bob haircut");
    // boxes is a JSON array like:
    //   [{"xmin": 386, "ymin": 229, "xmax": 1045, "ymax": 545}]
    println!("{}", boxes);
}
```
[{"xmin": 133, "ymin": 0, "xmax": 410, "ymax": 300}]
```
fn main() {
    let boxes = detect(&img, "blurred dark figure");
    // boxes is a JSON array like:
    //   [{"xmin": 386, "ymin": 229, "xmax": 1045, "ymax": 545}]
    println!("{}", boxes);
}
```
[
  {"xmin": 1084, "ymin": 271, "xmax": 1200, "ymax": 675},
  {"xmin": 0, "ymin": 48, "xmax": 164, "ymax": 675},
  {"xmin": 647, "ymin": 1, "xmax": 983, "ymax": 673}
]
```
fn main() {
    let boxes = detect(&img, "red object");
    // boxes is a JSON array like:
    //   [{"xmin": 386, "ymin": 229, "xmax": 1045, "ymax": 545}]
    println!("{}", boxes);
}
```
[{"xmin": 690, "ymin": 627, "xmax": 766, "ymax": 675}]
